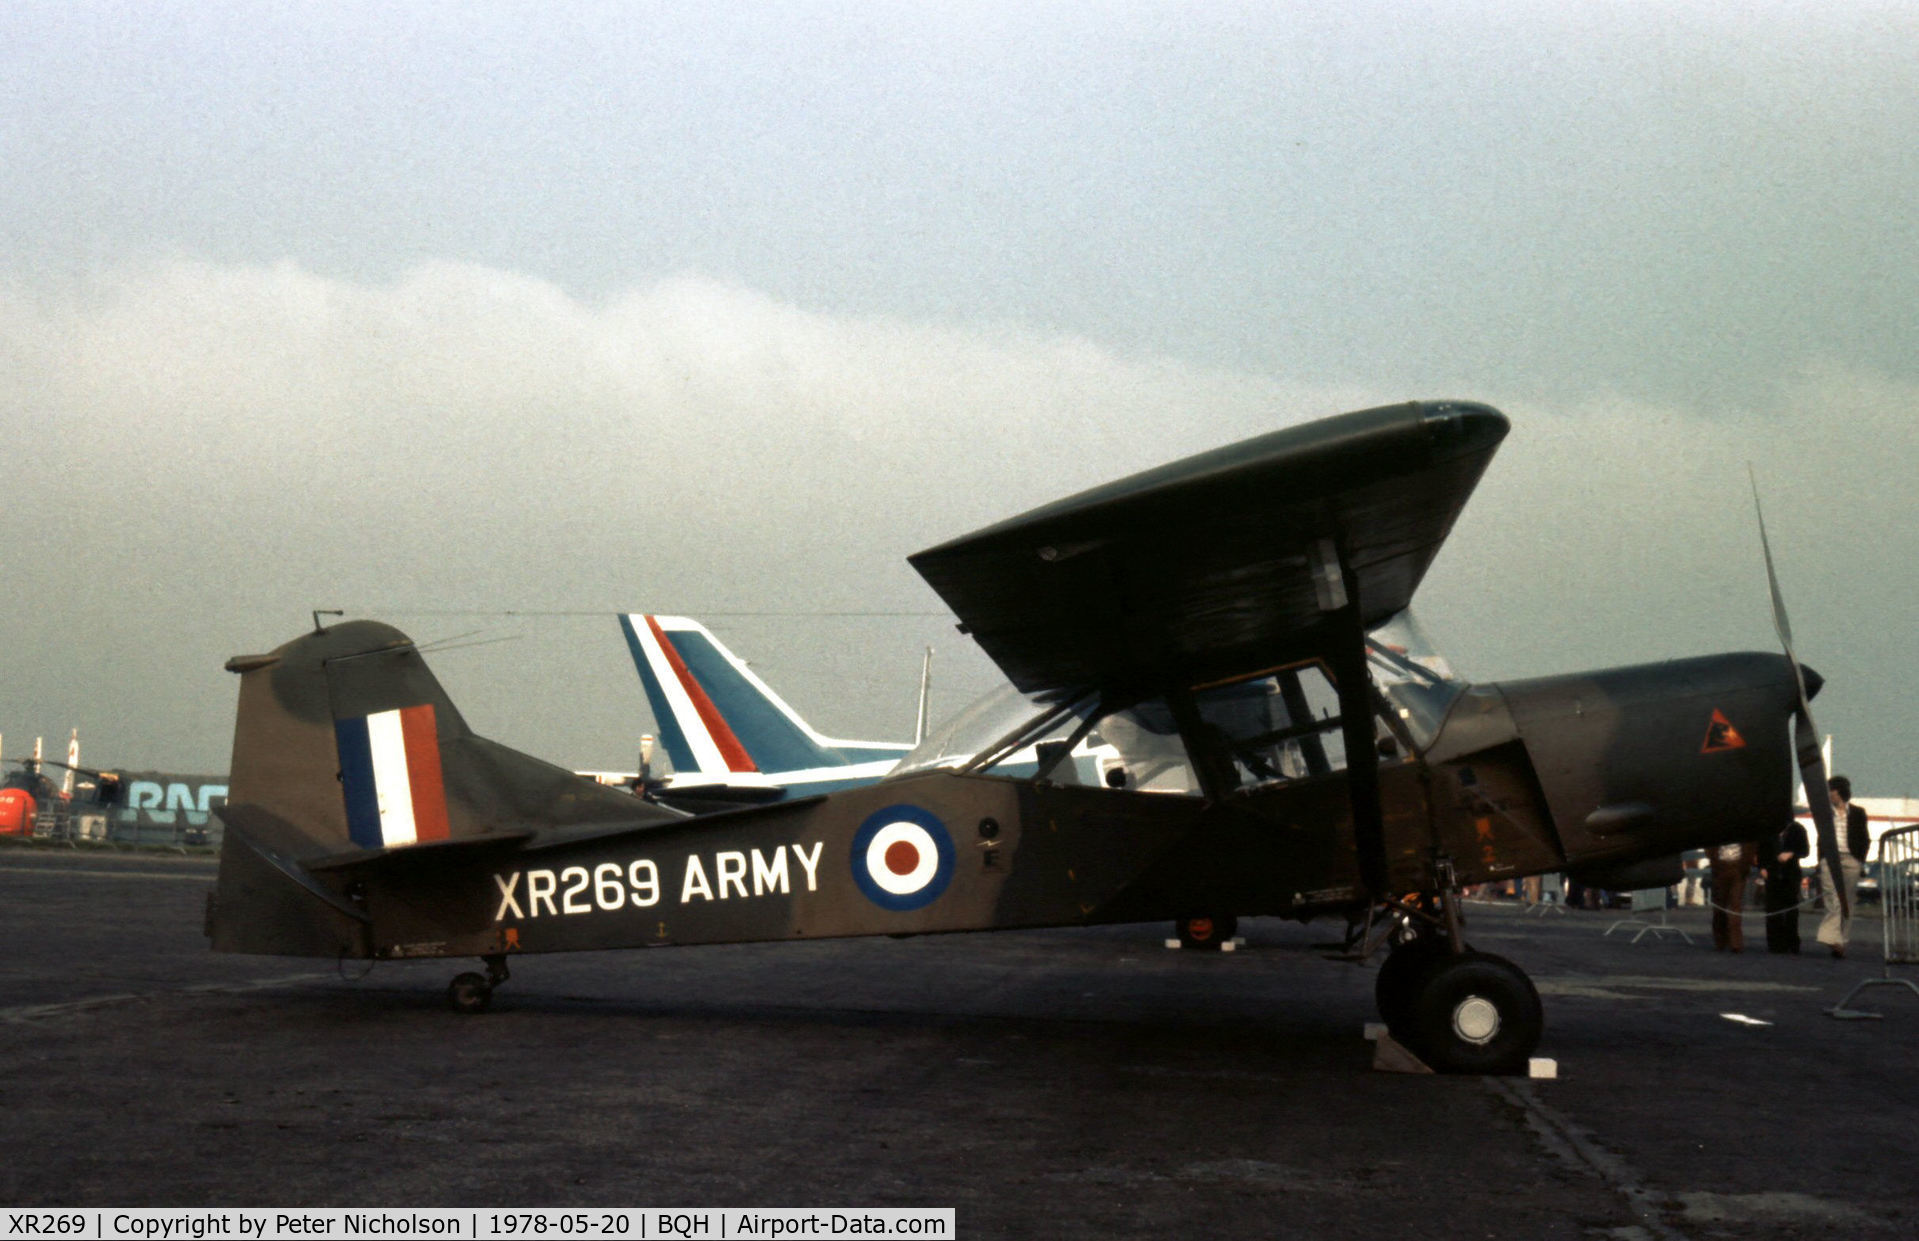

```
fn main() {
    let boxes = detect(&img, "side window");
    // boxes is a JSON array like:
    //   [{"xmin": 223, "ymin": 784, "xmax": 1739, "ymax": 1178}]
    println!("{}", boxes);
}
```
[
  {"xmin": 1190, "ymin": 663, "xmax": 1401, "ymax": 793},
  {"xmin": 1089, "ymin": 701, "xmax": 1202, "ymax": 795},
  {"xmin": 1040, "ymin": 666, "xmax": 1403, "ymax": 799}
]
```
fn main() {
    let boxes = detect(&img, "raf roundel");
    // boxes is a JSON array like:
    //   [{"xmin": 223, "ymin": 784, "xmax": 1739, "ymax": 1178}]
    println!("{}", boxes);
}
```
[{"xmin": 850, "ymin": 804, "xmax": 956, "ymax": 911}]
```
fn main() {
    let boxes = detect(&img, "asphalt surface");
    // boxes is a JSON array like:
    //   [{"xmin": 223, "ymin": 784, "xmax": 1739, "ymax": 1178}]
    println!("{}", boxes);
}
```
[{"xmin": 3, "ymin": 844, "xmax": 1916, "ymax": 1240}]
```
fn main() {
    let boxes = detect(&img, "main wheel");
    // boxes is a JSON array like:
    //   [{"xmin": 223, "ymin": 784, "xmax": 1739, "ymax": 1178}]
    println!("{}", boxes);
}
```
[
  {"xmin": 1407, "ymin": 952, "xmax": 1542, "ymax": 1075},
  {"xmin": 1175, "ymin": 914, "xmax": 1239, "ymax": 950},
  {"xmin": 448, "ymin": 971, "xmax": 494, "ymax": 1014},
  {"xmin": 1374, "ymin": 935, "xmax": 1451, "ymax": 1042}
]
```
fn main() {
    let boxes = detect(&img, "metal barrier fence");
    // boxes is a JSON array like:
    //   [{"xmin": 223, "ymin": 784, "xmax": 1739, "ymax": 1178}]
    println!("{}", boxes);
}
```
[
  {"xmin": 1603, "ymin": 887, "xmax": 1692, "ymax": 944},
  {"xmin": 1829, "ymin": 824, "xmax": 1919, "ymax": 1019}
]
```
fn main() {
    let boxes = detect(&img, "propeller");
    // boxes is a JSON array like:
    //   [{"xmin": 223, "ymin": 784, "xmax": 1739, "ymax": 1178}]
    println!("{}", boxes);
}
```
[
  {"xmin": 1749, "ymin": 468, "xmax": 1846, "ymax": 919},
  {"xmin": 3, "ymin": 755, "xmax": 114, "ymax": 780}
]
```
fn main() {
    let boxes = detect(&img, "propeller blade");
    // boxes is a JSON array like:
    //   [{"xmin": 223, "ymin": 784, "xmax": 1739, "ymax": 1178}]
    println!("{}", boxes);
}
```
[
  {"xmin": 1796, "ymin": 708, "xmax": 1848, "ymax": 919},
  {"xmin": 1750, "ymin": 468, "xmax": 1846, "ymax": 916},
  {"xmin": 1749, "ymin": 466, "xmax": 1796, "ymax": 655}
]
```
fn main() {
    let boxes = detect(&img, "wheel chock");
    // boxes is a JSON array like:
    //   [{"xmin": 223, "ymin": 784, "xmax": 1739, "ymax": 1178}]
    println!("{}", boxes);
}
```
[
  {"xmin": 1370, "ymin": 1031, "xmax": 1435, "ymax": 1074},
  {"xmin": 1364, "ymin": 1026, "xmax": 1558, "ymax": 1078}
]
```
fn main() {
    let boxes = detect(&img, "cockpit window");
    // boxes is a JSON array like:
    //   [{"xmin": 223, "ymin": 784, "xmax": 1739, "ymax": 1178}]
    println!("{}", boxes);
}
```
[
  {"xmin": 1366, "ymin": 641, "xmax": 1466, "ymax": 750},
  {"xmin": 1094, "ymin": 702, "xmax": 1201, "ymax": 794},
  {"xmin": 1192, "ymin": 665, "xmax": 1347, "ymax": 789},
  {"xmin": 887, "ymin": 684, "xmax": 1197, "ymax": 791},
  {"xmin": 889, "ymin": 616, "xmax": 1462, "ymax": 790},
  {"xmin": 889, "ymin": 685, "xmax": 1097, "ymax": 779}
]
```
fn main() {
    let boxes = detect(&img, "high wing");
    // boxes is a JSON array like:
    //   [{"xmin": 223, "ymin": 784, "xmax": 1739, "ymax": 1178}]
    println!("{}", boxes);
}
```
[{"xmin": 908, "ymin": 401, "xmax": 1509, "ymax": 696}]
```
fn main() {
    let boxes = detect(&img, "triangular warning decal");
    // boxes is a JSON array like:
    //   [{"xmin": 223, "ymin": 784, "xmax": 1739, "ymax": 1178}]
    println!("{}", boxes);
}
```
[{"xmin": 1701, "ymin": 709, "xmax": 1746, "ymax": 754}]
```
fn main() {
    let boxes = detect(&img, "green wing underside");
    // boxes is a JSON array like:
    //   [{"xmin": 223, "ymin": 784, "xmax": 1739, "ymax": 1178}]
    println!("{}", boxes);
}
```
[{"xmin": 908, "ymin": 401, "xmax": 1509, "ymax": 695}]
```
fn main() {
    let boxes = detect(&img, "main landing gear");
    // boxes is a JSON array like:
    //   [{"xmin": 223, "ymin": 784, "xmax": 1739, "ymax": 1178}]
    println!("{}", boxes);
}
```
[
  {"xmin": 448, "ymin": 954, "xmax": 510, "ymax": 1014},
  {"xmin": 1369, "ymin": 896, "xmax": 1542, "ymax": 1075}
]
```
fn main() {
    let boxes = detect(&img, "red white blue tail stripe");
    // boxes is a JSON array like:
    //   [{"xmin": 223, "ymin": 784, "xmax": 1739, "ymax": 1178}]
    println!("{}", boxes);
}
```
[
  {"xmin": 334, "ymin": 704, "xmax": 451, "ymax": 848},
  {"xmin": 623, "ymin": 614, "xmax": 759, "ymax": 775},
  {"xmin": 618, "ymin": 613, "xmax": 914, "ymax": 800}
]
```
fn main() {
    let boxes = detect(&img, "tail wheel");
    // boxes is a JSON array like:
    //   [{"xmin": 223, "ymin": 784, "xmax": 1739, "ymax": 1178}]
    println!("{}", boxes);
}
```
[
  {"xmin": 448, "ymin": 971, "xmax": 494, "ymax": 1015},
  {"xmin": 1407, "ymin": 951, "xmax": 1542, "ymax": 1075},
  {"xmin": 1176, "ymin": 914, "xmax": 1239, "ymax": 950},
  {"xmin": 1374, "ymin": 935, "xmax": 1452, "ymax": 1042}
]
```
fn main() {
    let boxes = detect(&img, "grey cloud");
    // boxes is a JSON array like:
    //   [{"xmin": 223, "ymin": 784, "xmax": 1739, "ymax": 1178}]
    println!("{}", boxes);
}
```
[{"xmin": 2, "ymin": 262, "xmax": 1911, "ymax": 794}]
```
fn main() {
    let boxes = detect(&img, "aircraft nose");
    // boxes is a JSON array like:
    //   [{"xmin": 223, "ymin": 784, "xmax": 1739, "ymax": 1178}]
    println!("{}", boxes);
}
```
[{"xmin": 1801, "ymin": 662, "xmax": 1824, "ymax": 701}]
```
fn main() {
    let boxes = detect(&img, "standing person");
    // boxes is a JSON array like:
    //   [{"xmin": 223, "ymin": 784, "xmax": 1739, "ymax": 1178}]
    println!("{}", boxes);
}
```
[
  {"xmin": 1816, "ymin": 775, "xmax": 1871, "ymax": 959},
  {"xmin": 1679, "ymin": 850, "xmax": 1709, "ymax": 907},
  {"xmin": 1710, "ymin": 839, "xmax": 1757, "ymax": 952},
  {"xmin": 1759, "ymin": 816, "xmax": 1810, "ymax": 954}
]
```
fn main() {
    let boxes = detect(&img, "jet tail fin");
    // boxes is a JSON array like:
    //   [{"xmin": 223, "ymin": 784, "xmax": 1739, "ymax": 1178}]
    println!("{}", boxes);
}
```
[{"xmin": 620, "ymin": 614, "xmax": 887, "ymax": 779}]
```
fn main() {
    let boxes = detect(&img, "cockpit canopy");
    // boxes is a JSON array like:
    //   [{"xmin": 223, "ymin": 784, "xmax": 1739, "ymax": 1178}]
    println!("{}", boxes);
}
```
[{"xmin": 888, "ymin": 611, "xmax": 1467, "ymax": 795}]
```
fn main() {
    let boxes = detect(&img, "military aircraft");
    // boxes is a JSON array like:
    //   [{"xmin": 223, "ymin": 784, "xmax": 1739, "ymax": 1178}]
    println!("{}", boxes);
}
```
[{"xmin": 204, "ymin": 400, "xmax": 1842, "ymax": 1074}]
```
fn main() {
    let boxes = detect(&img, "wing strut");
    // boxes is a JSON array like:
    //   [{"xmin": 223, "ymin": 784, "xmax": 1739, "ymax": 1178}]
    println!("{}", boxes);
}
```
[{"xmin": 1326, "ymin": 570, "xmax": 1389, "ymax": 900}]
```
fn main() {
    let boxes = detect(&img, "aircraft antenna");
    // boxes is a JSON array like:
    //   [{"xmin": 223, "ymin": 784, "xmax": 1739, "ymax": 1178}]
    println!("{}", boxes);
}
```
[{"xmin": 914, "ymin": 647, "xmax": 934, "ymax": 746}]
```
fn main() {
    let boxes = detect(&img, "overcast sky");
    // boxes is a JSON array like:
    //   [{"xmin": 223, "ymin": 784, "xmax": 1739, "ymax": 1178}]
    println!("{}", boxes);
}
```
[{"xmin": 3, "ymin": 1, "xmax": 1915, "ymax": 796}]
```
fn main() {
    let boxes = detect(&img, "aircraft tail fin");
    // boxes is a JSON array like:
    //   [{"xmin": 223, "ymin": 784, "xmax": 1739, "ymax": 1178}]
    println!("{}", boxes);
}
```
[
  {"xmin": 209, "ymin": 619, "xmax": 675, "ymax": 956},
  {"xmin": 620, "ymin": 614, "xmax": 886, "ymax": 778}
]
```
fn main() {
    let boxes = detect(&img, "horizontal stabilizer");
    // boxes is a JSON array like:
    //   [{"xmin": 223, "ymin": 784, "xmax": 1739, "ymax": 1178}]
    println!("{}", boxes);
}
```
[
  {"xmin": 305, "ymin": 827, "xmax": 538, "ymax": 873},
  {"xmin": 208, "ymin": 805, "xmax": 372, "ymax": 957}
]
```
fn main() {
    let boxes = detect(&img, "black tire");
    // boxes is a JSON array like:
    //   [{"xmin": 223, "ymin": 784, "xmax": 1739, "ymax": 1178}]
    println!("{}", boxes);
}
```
[
  {"xmin": 1175, "ymin": 914, "xmax": 1238, "ymax": 950},
  {"xmin": 448, "ymin": 972, "xmax": 493, "ymax": 1014},
  {"xmin": 1407, "ymin": 952, "xmax": 1542, "ymax": 1075},
  {"xmin": 1374, "ymin": 935, "xmax": 1451, "ymax": 1042}
]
